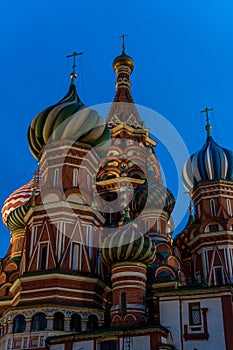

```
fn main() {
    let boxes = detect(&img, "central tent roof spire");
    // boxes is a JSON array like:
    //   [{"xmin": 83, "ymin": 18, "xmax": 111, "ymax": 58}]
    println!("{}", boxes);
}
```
[{"xmin": 107, "ymin": 36, "xmax": 142, "ymax": 126}]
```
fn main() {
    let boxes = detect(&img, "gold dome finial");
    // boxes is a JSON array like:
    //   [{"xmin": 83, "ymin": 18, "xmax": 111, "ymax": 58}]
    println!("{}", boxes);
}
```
[
  {"xmin": 113, "ymin": 35, "xmax": 134, "ymax": 72},
  {"xmin": 201, "ymin": 107, "xmax": 213, "ymax": 137},
  {"xmin": 66, "ymin": 51, "xmax": 83, "ymax": 84}
]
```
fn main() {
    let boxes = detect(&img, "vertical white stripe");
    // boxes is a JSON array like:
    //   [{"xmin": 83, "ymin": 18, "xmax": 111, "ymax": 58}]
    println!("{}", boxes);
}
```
[
  {"xmin": 220, "ymin": 151, "xmax": 228, "ymax": 178},
  {"xmin": 205, "ymin": 146, "xmax": 213, "ymax": 179},
  {"xmin": 202, "ymin": 251, "xmax": 207, "ymax": 280}
]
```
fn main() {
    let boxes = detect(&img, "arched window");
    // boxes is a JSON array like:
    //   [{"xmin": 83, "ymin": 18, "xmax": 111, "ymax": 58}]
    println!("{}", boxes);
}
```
[
  {"xmin": 227, "ymin": 199, "xmax": 232, "ymax": 217},
  {"xmin": 70, "ymin": 313, "xmax": 81, "ymax": 332},
  {"xmin": 73, "ymin": 168, "xmax": 79, "ymax": 187},
  {"xmin": 120, "ymin": 292, "xmax": 127, "ymax": 315},
  {"xmin": 210, "ymin": 199, "xmax": 216, "ymax": 217},
  {"xmin": 87, "ymin": 314, "xmax": 98, "ymax": 331},
  {"xmin": 71, "ymin": 243, "xmax": 82, "ymax": 270},
  {"xmin": 53, "ymin": 312, "xmax": 64, "ymax": 331},
  {"xmin": 54, "ymin": 168, "xmax": 59, "ymax": 187},
  {"xmin": 31, "ymin": 313, "xmax": 47, "ymax": 331},
  {"xmin": 40, "ymin": 245, "xmax": 47, "ymax": 270},
  {"xmin": 13, "ymin": 315, "xmax": 26, "ymax": 333}
]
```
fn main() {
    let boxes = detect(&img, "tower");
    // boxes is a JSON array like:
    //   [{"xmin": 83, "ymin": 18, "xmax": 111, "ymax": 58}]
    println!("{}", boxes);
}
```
[
  {"xmin": 178, "ymin": 108, "xmax": 233, "ymax": 286},
  {"xmin": 0, "ymin": 54, "xmax": 111, "ymax": 349}
]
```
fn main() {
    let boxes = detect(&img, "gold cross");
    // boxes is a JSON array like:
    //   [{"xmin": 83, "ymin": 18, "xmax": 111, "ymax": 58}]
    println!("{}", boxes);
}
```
[{"xmin": 119, "ymin": 34, "xmax": 128, "ymax": 52}]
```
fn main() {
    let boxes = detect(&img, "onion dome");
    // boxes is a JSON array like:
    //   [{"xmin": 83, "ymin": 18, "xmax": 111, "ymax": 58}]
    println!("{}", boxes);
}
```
[
  {"xmin": 113, "ymin": 50, "xmax": 134, "ymax": 72},
  {"xmin": 183, "ymin": 133, "xmax": 233, "ymax": 191},
  {"xmin": 101, "ymin": 223, "xmax": 156, "ymax": 266},
  {"xmin": 28, "ymin": 77, "xmax": 110, "ymax": 159},
  {"xmin": 131, "ymin": 182, "xmax": 175, "ymax": 215},
  {"xmin": 2, "ymin": 172, "xmax": 40, "ymax": 232}
]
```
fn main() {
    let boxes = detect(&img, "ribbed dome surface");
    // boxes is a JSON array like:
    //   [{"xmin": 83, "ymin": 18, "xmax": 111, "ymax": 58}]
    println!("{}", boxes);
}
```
[
  {"xmin": 131, "ymin": 182, "xmax": 175, "ymax": 215},
  {"xmin": 28, "ymin": 83, "xmax": 110, "ymax": 159},
  {"xmin": 183, "ymin": 135, "xmax": 233, "ymax": 190},
  {"xmin": 2, "ymin": 173, "xmax": 40, "ymax": 231},
  {"xmin": 101, "ymin": 223, "xmax": 156, "ymax": 266}
]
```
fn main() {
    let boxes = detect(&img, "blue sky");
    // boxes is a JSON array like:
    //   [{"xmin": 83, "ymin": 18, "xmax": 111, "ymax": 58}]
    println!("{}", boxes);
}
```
[{"xmin": 1, "ymin": 0, "xmax": 233, "ymax": 255}]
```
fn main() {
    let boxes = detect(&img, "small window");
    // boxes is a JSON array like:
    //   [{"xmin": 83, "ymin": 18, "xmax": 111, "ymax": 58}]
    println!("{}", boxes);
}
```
[
  {"xmin": 71, "ymin": 243, "xmax": 81, "ymax": 270},
  {"xmin": 214, "ymin": 266, "xmax": 224, "ymax": 286},
  {"xmin": 73, "ymin": 168, "xmax": 79, "ymax": 187},
  {"xmin": 40, "ymin": 245, "xmax": 48, "ymax": 270},
  {"xmin": 53, "ymin": 312, "xmax": 64, "ymax": 331},
  {"xmin": 209, "ymin": 224, "xmax": 218, "ymax": 232},
  {"xmin": 198, "ymin": 204, "xmax": 201, "ymax": 218},
  {"xmin": 87, "ymin": 314, "xmax": 98, "ymax": 331},
  {"xmin": 120, "ymin": 292, "xmax": 127, "ymax": 314},
  {"xmin": 54, "ymin": 168, "xmax": 59, "ymax": 187},
  {"xmin": 189, "ymin": 303, "xmax": 201, "ymax": 325},
  {"xmin": 210, "ymin": 199, "xmax": 216, "ymax": 217},
  {"xmin": 13, "ymin": 315, "xmax": 26, "ymax": 333},
  {"xmin": 227, "ymin": 199, "xmax": 232, "ymax": 217},
  {"xmin": 101, "ymin": 341, "xmax": 117, "ymax": 350},
  {"xmin": 70, "ymin": 313, "xmax": 81, "ymax": 332},
  {"xmin": 31, "ymin": 313, "xmax": 47, "ymax": 331}
]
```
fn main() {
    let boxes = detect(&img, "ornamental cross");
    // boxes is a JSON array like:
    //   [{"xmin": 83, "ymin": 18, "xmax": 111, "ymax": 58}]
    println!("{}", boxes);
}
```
[
  {"xmin": 201, "ymin": 107, "xmax": 213, "ymax": 129},
  {"xmin": 119, "ymin": 34, "xmax": 128, "ymax": 51},
  {"xmin": 66, "ymin": 51, "xmax": 83, "ymax": 75}
]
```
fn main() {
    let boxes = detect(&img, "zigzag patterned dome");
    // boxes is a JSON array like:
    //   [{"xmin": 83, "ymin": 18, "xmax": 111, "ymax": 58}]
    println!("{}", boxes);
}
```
[
  {"xmin": 183, "ymin": 135, "xmax": 233, "ymax": 191},
  {"xmin": 101, "ymin": 223, "xmax": 156, "ymax": 266},
  {"xmin": 131, "ymin": 182, "xmax": 175, "ymax": 215},
  {"xmin": 2, "ymin": 173, "xmax": 41, "ymax": 232},
  {"xmin": 28, "ymin": 82, "xmax": 110, "ymax": 159}
]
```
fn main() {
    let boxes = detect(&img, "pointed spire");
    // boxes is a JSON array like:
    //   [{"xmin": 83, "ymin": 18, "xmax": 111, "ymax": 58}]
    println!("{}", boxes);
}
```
[
  {"xmin": 107, "ymin": 37, "xmax": 142, "ymax": 126},
  {"xmin": 201, "ymin": 107, "xmax": 213, "ymax": 137},
  {"xmin": 66, "ymin": 51, "xmax": 83, "ymax": 85}
]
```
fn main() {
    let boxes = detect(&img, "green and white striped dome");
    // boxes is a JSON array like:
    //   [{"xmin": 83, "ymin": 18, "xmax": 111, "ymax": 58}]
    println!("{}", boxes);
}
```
[
  {"xmin": 28, "ymin": 82, "xmax": 110, "ymax": 159},
  {"xmin": 101, "ymin": 223, "xmax": 156, "ymax": 266}
]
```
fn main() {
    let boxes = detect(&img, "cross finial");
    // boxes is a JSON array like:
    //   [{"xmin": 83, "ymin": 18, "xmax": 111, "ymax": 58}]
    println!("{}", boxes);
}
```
[
  {"xmin": 66, "ymin": 51, "xmax": 83, "ymax": 82},
  {"xmin": 119, "ymin": 34, "xmax": 128, "ymax": 53},
  {"xmin": 201, "ymin": 107, "xmax": 213, "ymax": 137}
]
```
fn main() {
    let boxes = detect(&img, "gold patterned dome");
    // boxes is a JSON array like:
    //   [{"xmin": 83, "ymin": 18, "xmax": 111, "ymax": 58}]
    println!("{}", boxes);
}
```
[
  {"xmin": 113, "ymin": 50, "xmax": 134, "ymax": 72},
  {"xmin": 113, "ymin": 35, "xmax": 134, "ymax": 71}
]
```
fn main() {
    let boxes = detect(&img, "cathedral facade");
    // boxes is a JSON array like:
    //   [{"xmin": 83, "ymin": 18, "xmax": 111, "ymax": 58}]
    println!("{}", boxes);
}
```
[{"xmin": 0, "ymin": 46, "xmax": 233, "ymax": 350}]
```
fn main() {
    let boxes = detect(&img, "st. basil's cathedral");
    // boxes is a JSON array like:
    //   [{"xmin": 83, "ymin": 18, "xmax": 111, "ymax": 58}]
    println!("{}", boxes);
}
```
[{"xmin": 0, "ymin": 42, "xmax": 233, "ymax": 350}]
